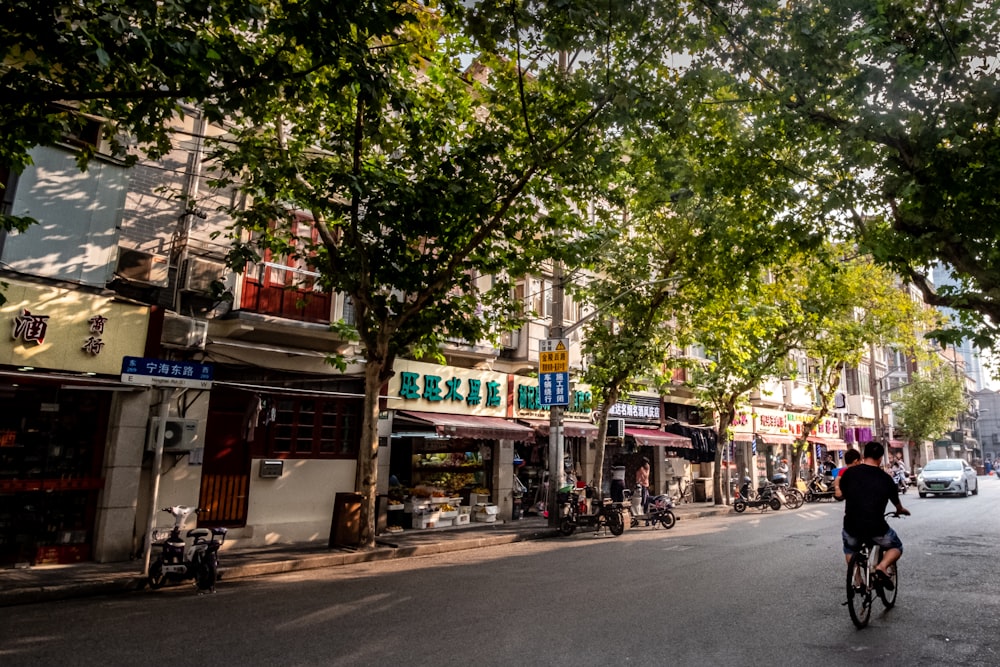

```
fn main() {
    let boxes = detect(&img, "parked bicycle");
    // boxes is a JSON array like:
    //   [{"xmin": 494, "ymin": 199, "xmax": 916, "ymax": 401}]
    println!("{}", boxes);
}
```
[
  {"xmin": 845, "ymin": 512, "xmax": 902, "ymax": 629},
  {"xmin": 671, "ymin": 476, "xmax": 693, "ymax": 504},
  {"xmin": 773, "ymin": 482, "xmax": 805, "ymax": 509}
]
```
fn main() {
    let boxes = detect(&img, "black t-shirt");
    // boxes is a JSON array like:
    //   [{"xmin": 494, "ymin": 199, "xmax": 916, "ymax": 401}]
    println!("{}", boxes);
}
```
[{"xmin": 839, "ymin": 463, "xmax": 899, "ymax": 538}]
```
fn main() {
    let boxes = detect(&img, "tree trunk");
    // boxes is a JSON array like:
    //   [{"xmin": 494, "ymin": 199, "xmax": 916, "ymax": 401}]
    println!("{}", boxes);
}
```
[
  {"xmin": 590, "ymin": 385, "xmax": 620, "ymax": 499},
  {"xmin": 356, "ymin": 357, "xmax": 386, "ymax": 550},
  {"xmin": 713, "ymin": 408, "xmax": 735, "ymax": 506}
]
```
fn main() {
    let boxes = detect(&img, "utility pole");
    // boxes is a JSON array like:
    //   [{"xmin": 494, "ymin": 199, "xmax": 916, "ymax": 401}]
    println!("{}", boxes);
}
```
[{"xmin": 547, "ymin": 261, "xmax": 565, "ymax": 528}]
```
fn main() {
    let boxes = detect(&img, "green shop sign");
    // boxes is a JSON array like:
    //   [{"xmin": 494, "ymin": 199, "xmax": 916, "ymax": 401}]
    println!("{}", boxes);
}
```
[
  {"xmin": 517, "ymin": 383, "xmax": 592, "ymax": 414},
  {"xmin": 397, "ymin": 371, "xmax": 502, "ymax": 408}
]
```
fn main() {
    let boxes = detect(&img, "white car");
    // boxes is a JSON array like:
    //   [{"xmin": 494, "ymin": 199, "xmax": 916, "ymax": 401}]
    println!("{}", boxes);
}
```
[{"xmin": 917, "ymin": 459, "xmax": 979, "ymax": 498}]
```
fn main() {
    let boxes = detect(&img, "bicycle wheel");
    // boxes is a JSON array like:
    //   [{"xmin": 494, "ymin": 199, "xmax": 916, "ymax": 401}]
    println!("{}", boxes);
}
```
[
  {"xmin": 784, "ymin": 489, "xmax": 804, "ymax": 510},
  {"xmin": 875, "ymin": 551, "xmax": 898, "ymax": 608},
  {"xmin": 846, "ymin": 553, "xmax": 873, "ymax": 629},
  {"xmin": 606, "ymin": 509, "xmax": 625, "ymax": 536}
]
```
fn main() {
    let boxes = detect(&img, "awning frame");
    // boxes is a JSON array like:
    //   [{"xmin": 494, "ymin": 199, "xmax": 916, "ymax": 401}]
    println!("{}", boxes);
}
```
[
  {"xmin": 624, "ymin": 427, "xmax": 693, "ymax": 449},
  {"xmin": 395, "ymin": 410, "xmax": 535, "ymax": 441}
]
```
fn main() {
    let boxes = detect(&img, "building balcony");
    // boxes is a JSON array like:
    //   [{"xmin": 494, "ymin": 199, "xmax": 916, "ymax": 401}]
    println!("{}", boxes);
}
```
[{"xmin": 237, "ymin": 262, "xmax": 331, "ymax": 324}]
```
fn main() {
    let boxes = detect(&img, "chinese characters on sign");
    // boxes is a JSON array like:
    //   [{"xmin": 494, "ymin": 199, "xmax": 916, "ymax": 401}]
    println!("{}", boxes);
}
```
[
  {"xmin": 121, "ymin": 356, "xmax": 214, "ymax": 389},
  {"xmin": 12, "ymin": 309, "xmax": 49, "ymax": 344},
  {"xmin": 538, "ymin": 338, "xmax": 570, "ymax": 407},
  {"xmin": 82, "ymin": 314, "xmax": 109, "ymax": 355},
  {"xmin": 398, "ymin": 371, "xmax": 502, "ymax": 408},
  {"xmin": 517, "ymin": 383, "xmax": 592, "ymax": 414},
  {"xmin": 11, "ymin": 308, "xmax": 112, "ymax": 355}
]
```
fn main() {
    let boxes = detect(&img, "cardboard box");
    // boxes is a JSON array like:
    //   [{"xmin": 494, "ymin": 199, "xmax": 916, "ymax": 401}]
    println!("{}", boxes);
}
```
[
  {"xmin": 455, "ymin": 513, "xmax": 470, "ymax": 525},
  {"xmin": 470, "ymin": 493, "xmax": 490, "ymax": 507}
]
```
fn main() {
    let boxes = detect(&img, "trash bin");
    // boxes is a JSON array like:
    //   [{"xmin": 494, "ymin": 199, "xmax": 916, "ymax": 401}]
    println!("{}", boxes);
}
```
[{"xmin": 329, "ymin": 492, "xmax": 363, "ymax": 548}]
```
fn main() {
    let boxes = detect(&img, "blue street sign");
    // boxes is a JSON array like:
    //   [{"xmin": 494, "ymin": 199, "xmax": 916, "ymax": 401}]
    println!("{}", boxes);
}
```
[
  {"xmin": 121, "ymin": 356, "xmax": 214, "ymax": 389},
  {"xmin": 539, "ymin": 371, "xmax": 569, "ymax": 407}
]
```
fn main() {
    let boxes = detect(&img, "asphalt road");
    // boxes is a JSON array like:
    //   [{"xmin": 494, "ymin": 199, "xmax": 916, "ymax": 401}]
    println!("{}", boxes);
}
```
[{"xmin": 2, "ymin": 477, "xmax": 999, "ymax": 666}]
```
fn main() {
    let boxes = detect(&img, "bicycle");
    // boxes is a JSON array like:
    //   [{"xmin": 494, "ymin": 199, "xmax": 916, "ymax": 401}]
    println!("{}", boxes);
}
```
[
  {"xmin": 774, "ymin": 482, "xmax": 804, "ymax": 509},
  {"xmin": 671, "ymin": 476, "xmax": 693, "ymax": 504},
  {"xmin": 844, "ymin": 512, "xmax": 902, "ymax": 629}
]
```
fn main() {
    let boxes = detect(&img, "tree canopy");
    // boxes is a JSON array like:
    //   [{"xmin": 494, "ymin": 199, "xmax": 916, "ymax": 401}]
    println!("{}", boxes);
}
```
[{"xmin": 689, "ymin": 0, "xmax": 1000, "ymax": 346}]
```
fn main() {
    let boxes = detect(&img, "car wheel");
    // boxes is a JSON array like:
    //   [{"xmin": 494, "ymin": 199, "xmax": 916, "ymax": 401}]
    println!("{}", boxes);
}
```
[
  {"xmin": 918, "ymin": 492, "xmax": 927, "ymax": 498},
  {"xmin": 963, "ymin": 482, "xmax": 970, "ymax": 497},
  {"xmin": 973, "ymin": 481, "xmax": 979, "ymax": 496}
]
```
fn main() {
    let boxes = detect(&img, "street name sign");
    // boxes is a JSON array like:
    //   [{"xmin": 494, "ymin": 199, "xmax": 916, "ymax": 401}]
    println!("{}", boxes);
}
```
[{"xmin": 121, "ymin": 356, "xmax": 214, "ymax": 389}]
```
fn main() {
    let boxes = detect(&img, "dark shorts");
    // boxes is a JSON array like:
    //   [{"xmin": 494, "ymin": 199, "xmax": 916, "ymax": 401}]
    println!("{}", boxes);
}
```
[{"xmin": 842, "ymin": 527, "xmax": 903, "ymax": 556}]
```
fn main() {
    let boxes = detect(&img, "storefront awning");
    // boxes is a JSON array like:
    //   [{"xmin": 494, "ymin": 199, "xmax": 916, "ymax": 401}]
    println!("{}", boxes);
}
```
[
  {"xmin": 518, "ymin": 420, "xmax": 599, "ymax": 441},
  {"xmin": 888, "ymin": 439, "xmax": 908, "ymax": 449},
  {"xmin": 808, "ymin": 436, "xmax": 848, "ymax": 451},
  {"xmin": 396, "ymin": 411, "xmax": 535, "ymax": 441},
  {"xmin": 758, "ymin": 434, "xmax": 797, "ymax": 446},
  {"xmin": 625, "ymin": 427, "xmax": 693, "ymax": 449}
]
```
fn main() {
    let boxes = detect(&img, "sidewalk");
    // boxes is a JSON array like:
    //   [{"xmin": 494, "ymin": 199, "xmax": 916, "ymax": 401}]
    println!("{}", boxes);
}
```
[{"xmin": 0, "ymin": 502, "xmax": 731, "ymax": 607}]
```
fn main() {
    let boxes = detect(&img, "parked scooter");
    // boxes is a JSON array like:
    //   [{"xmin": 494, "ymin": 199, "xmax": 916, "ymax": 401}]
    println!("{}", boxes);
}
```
[
  {"xmin": 626, "ymin": 488, "xmax": 677, "ymax": 529},
  {"xmin": 804, "ymin": 474, "xmax": 837, "ymax": 502},
  {"xmin": 558, "ymin": 486, "xmax": 625, "ymax": 536},
  {"xmin": 148, "ymin": 505, "xmax": 227, "ymax": 593},
  {"xmin": 733, "ymin": 478, "xmax": 782, "ymax": 513}
]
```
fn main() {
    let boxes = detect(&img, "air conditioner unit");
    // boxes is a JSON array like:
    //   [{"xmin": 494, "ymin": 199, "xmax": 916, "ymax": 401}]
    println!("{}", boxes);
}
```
[
  {"xmin": 115, "ymin": 247, "xmax": 169, "ymax": 287},
  {"xmin": 161, "ymin": 313, "xmax": 208, "ymax": 350},
  {"xmin": 181, "ymin": 256, "xmax": 227, "ymax": 294},
  {"xmin": 606, "ymin": 418, "xmax": 625, "ymax": 439},
  {"xmin": 147, "ymin": 418, "xmax": 201, "ymax": 452}
]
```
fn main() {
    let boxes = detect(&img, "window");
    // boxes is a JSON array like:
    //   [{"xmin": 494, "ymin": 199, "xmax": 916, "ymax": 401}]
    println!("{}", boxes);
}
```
[{"xmin": 264, "ymin": 396, "xmax": 362, "ymax": 458}]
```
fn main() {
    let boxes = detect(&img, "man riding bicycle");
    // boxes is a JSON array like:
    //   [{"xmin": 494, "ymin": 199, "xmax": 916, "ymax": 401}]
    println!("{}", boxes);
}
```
[{"xmin": 834, "ymin": 441, "xmax": 910, "ymax": 589}]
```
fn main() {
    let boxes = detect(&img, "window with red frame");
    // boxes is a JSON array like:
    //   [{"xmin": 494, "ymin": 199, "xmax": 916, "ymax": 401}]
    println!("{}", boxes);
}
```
[{"xmin": 265, "ymin": 396, "xmax": 361, "ymax": 458}]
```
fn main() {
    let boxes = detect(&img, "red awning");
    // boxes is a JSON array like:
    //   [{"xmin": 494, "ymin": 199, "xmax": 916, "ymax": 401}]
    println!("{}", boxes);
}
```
[
  {"xmin": 808, "ymin": 436, "xmax": 847, "ymax": 451},
  {"xmin": 518, "ymin": 420, "xmax": 599, "ymax": 441},
  {"xmin": 888, "ymin": 439, "xmax": 908, "ymax": 449},
  {"xmin": 396, "ymin": 411, "xmax": 535, "ymax": 441},
  {"xmin": 624, "ymin": 427, "xmax": 693, "ymax": 449}
]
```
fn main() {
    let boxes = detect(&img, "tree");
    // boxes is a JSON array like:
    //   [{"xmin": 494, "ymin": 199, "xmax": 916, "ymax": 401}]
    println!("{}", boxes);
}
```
[
  {"xmin": 894, "ymin": 366, "xmax": 967, "ymax": 469},
  {"xmin": 788, "ymin": 249, "xmax": 935, "ymax": 482},
  {"xmin": 577, "ymin": 233, "xmax": 678, "ymax": 497},
  {"xmin": 209, "ymin": 2, "xmax": 693, "ymax": 548},
  {"xmin": 1, "ymin": 2, "xmax": 407, "ymax": 204},
  {"xmin": 688, "ymin": 0, "xmax": 1000, "ymax": 346}
]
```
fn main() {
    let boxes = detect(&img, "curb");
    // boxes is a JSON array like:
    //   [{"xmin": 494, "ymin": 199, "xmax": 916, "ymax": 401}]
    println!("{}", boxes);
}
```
[
  {"xmin": 0, "ymin": 507, "xmax": 733, "ymax": 607},
  {"xmin": 0, "ymin": 527, "xmax": 561, "ymax": 607}
]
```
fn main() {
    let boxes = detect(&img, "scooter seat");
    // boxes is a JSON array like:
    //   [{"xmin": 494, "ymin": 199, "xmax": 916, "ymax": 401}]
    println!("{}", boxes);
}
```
[{"xmin": 187, "ymin": 528, "xmax": 211, "ymax": 539}]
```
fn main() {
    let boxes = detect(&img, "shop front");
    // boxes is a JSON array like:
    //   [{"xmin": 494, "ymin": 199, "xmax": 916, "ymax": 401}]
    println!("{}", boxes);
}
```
[
  {"xmin": 0, "ymin": 279, "xmax": 150, "ymax": 565},
  {"xmin": 510, "ymin": 376, "xmax": 596, "ymax": 516},
  {"xmin": 731, "ymin": 408, "xmax": 846, "ymax": 485},
  {"xmin": 383, "ymin": 361, "xmax": 533, "ymax": 530}
]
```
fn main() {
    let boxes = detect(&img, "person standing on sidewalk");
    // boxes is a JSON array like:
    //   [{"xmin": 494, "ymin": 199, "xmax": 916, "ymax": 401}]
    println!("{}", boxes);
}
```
[{"xmin": 636, "ymin": 457, "xmax": 651, "ymax": 515}]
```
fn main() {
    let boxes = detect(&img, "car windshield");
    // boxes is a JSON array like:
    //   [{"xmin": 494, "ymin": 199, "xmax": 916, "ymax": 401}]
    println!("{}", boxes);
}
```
[{"xmin": 923, "ymin": 460, "xmax": 963, "ymax": 471}]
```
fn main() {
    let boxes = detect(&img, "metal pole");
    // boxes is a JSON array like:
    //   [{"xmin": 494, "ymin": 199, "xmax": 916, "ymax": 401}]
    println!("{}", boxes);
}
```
[
  {"xmin": 547, "ymin": 262, "xmax": 565, "ymax": 528},
  {"xmin": 142, "ymin": 388, "xmax": 173, "ymax": 575}
]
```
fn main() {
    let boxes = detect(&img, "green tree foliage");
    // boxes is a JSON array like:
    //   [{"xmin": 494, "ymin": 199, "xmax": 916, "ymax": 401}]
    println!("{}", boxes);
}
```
[
  {"xmin": 786, "ymin": 247, "xmax": 935, "ymax": 482},
  {"xmin": 894, "ymin": 366, "xmax": 967, "ymax": 468},
  {"xmin": 207, "ymin": 2, "xmax": 693, "ymax": 547},
  {"xmin": 688, "ymin": 0, "xmax": 1000, "ymax": 345},
  {"xmin": 0, "ymin": 0, "xmax": 426, "ymax": 230}
]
